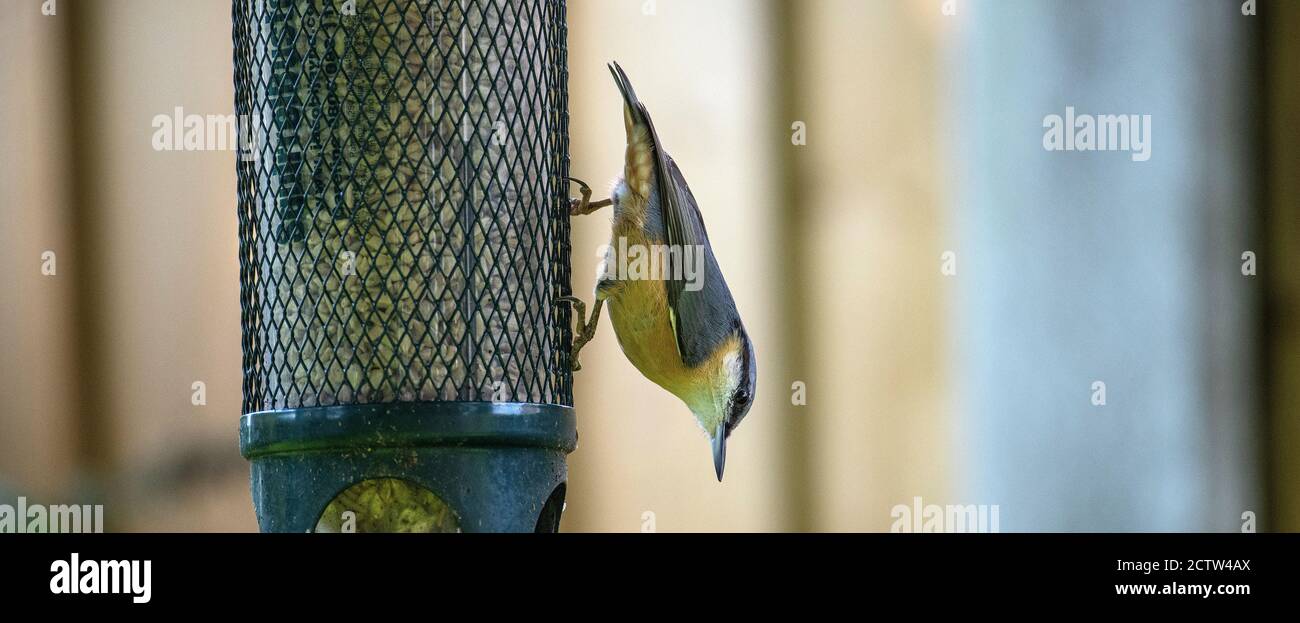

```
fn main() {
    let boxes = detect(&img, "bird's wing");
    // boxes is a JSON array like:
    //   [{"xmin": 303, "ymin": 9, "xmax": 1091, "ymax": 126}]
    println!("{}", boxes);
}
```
[
  {"xmin": 609, "ymin": 62, "xmax": 738, "ymax": 368},
  {"xmin": 658, "ymin": 158, "xmax": 740, "ymax": 368}
]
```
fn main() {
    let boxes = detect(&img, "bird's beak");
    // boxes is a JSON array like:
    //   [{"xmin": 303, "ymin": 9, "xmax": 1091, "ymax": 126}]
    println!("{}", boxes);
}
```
[{"xmin": 712, "ymin": 423, "xmax": 727, "ymax": 481}]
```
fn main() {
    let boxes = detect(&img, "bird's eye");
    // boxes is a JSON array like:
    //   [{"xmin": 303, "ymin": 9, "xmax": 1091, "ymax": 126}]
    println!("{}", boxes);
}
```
[{"xmin": 736, "ymin": 390, "xmax": 749, "ymax": 405}]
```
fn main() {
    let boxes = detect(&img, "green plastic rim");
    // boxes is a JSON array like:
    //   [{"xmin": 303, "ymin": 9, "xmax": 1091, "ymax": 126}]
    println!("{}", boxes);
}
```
[{"xmin": 240, "ymin": 402, "xmax": 578, "ymax": 460}]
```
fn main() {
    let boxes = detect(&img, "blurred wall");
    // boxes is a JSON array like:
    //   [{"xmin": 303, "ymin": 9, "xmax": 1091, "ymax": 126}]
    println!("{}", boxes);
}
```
[
  {"xmin": 782, "ymin": 0, "xmax": 954, "ymax": 531},
  {"xmin": 0, "ymin": 3, "xmax": 80, "ymax": 501},
  {"xmin": 1, "ymin": 0, "xmax": 254, "ymax": 531},
  {"xmin": 74, "ymin": 0, "xmax": 252, "ymax": 531}
]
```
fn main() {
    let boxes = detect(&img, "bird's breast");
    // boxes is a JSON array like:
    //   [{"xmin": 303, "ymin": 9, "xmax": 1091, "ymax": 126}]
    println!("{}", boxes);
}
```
[{"xmin": 604, "ymin": 227, "xmax": 697, "ymax": 400}]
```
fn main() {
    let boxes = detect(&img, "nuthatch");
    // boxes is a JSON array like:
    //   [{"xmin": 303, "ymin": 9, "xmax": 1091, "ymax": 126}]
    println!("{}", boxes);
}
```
[{"xmin": 564, "ymin": 62, "xmax": 757, "ymax": 481}]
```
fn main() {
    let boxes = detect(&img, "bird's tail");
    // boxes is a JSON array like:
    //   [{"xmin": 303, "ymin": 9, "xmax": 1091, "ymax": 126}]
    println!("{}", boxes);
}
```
[
  {"xmin": 608, "ymin": 61, "xmax": 659, "ymax": 199},
  {"xmin": 608, "ymin": 61, "xmax": 648, "ymax": 130}
]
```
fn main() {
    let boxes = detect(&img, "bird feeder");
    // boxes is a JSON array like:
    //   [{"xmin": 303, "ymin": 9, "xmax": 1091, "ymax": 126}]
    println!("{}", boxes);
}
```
[{"xmin": 233, "ymin": 0, "xmax": 575, "ymax": 532}]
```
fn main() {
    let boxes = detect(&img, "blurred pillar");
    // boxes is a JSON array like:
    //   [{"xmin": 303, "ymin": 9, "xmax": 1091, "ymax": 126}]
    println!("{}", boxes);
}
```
[
  {"xmin": 62, "ymin": 0, "xmax": 115, "ymax": 495},
  {"xmin": 1265, "ymin": 3, "xmax": 1300, "ymax": 532},
  {"xmin": 771, "ymin": 0, "xmax": 815, "ymax": 533},
  {"xmin": 950, "ymin": 0, "xmax": 1261, "ymax": 530}
]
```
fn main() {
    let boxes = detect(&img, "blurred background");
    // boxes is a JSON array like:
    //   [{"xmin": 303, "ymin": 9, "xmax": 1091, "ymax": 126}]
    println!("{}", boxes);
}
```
[{"xmin": 0, "ymin": 0, "xmax": 1295, "ymax": 531}]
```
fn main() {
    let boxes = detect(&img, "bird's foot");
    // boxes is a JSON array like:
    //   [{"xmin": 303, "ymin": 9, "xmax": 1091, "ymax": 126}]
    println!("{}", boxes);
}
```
[
  {"xmin": 558, "ymin": 295, "xmax": 603, "ymax": 372},
  {"xmin": 567, "ymin": 177, "xmax": 613, "ymax": 216}
]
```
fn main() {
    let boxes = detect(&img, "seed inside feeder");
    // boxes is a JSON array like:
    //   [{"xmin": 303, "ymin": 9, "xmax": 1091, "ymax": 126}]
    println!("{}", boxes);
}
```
[{"xmin": 243, "ymin": 0, "xmax": 564, "ymax": 409}]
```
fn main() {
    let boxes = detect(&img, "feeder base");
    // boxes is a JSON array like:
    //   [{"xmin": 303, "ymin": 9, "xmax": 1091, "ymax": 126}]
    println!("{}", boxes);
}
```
[{"xmin": 239, "ymin": 402, "xmax": 576, "ymax": 533}]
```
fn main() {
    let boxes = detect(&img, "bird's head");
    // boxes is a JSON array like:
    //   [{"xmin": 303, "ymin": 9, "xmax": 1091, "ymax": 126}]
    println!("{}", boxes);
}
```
[{"xmin": 694, "ymin": 328, "xmax": 756, "ymax": 481}]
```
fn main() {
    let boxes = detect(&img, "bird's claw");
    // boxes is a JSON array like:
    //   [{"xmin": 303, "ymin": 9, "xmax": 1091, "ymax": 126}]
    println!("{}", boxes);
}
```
[
  {"xmin": 558, "ymin": 294, "xmax": 602, "ymax": 372},
  {"xmin": 567, "ymin": 177, "xmax": 612, "ymax": 216},
  {"xmin": 567, "ymin": 178, "xmax": 592, "ymax": 216}
]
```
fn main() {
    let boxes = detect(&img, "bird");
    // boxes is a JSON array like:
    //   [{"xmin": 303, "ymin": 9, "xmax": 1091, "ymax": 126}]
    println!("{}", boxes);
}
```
[{"xmin": 563, "ymin": 62, "xmax": 756, "ymax": 481}]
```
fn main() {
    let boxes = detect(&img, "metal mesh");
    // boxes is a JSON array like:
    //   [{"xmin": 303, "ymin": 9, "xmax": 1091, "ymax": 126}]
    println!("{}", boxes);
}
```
[{"xmin": 233, "ymin": 0, "xmax": 572, "ymax": 412}]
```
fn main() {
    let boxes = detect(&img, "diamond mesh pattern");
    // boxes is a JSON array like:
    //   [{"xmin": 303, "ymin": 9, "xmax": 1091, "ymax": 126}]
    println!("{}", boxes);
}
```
[{"xmin": 234, "ymin": 0, "xmax": 572, "ymax": 412}]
